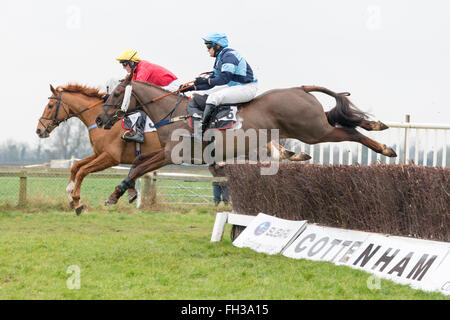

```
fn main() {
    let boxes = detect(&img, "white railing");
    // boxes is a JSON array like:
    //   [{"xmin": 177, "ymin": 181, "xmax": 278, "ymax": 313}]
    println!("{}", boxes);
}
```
[{"xmin": 285, "ymin": 116, "xmax": 449, "ymax": 167}]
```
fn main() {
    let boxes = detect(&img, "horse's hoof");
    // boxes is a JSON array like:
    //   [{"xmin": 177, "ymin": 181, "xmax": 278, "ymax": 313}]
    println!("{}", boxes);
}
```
[
  {"xmin": 281, "ymin": 150, "xmax": 296, "ymax": 159},
  {"xmin": 128, "ymin": 190, "xmax": 138, "ymax": 204},
  {"xmin": 69, "ymin": 201, "xmax": 74, "ymax": 209},
  {"xmin": 75, "ymin": 205, "xmax": 84, "ymax": 216},
  {"xmin": 382, "ymin": 145, "xmax": 397, "ymax": 157},
  {"xmin": 105, "ymin": 198, "xmax": 118, "ymax": 206},
  {"xmin": 289, "ymin": 152, "xmax": 312, "ymax": 161},
  {"xmin": 373, "ymin": 121, "xmax": 389, "ymax": 131}
]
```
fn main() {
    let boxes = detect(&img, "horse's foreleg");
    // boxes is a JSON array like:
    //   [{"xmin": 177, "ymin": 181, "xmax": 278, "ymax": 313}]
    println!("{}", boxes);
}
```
[
  {"xmin": 71, "ymin": 153, "xmax": 119, "ymax": 215},
  {"xmin": 67, "ymin": 154, "xmax": 97, "ymax": 208},
  {"xmin": 105, "ymin": 149, "xmax": 168, "ymax": 206},
  {"xmin": 318, "ymin": 127, "xmax": 397, "ymax": 157}
]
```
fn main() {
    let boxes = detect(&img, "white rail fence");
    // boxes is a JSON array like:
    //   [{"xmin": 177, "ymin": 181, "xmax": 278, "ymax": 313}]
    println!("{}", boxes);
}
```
[{"xmin": 285, "ymin": 117, "xmax": 449, "ymax": 167}]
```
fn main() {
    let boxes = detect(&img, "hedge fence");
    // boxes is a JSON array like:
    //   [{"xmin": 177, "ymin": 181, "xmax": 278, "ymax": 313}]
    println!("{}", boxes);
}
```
[{"xmin": 225, "ymin": 163, "xmax": 450, "ymax": 242}]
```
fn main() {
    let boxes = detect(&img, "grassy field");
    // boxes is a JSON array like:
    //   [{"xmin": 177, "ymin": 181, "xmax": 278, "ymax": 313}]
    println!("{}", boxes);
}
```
[{"xmin": 0, "ymin": 207, "xmax": 448, "ymax": 300}]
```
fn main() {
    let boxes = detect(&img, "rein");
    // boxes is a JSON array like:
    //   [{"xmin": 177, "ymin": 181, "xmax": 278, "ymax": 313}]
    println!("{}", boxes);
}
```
[
  {"xmin": 39, "ymin": 89, "xmax": 103, "ymax": 133},
  {"xmin": 103, "ymin": 81, "xmax": 194, "ymax": 109},
  {"xmin": 143, "ymin": 81, "xmax": 195, "ymax": 105},
  {"xmin": 102, "ymin": 81, "xmax": 195, "ymax": 128}
]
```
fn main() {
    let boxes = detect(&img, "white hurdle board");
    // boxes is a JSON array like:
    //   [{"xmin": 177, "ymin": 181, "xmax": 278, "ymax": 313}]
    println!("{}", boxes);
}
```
[{"xmin": 210, "ymin": 212, "xmax": 255, "ymax": 242}]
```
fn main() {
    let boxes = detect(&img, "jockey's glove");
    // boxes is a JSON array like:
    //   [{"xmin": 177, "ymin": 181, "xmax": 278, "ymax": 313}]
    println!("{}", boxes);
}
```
[
  {"xmin": 194, "ymin": 77, "xmax": 209, "ymax": 86},
  {"xmin": 102, "ymin": 94, "xmax": 110, "ymax": 102},
  {"xmin": 179, "ymin": 84, "xmax": 196, "ymax": 92}
]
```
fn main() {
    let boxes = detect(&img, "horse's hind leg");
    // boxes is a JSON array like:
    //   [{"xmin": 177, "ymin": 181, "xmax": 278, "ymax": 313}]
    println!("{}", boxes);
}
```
[
  {"xmin": 324, "ymin": 112, "xmax": 388, "ymax": 131},
  {"xmin": 318, "ymin": 127, "xmax": 397, "ymax": 157},
  {"xmin": 358, "ymin": 119, "xmax": 389, "ymax": 131}
]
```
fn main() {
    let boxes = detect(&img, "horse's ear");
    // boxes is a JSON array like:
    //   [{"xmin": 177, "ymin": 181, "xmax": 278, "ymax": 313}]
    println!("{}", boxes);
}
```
[{"xmin": 50, "ymin": 84, "xmax": 57, "ymax": 95}]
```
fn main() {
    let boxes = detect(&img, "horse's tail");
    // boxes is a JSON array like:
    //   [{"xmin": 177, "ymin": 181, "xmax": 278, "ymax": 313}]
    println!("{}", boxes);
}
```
[{"xmin": 301, "ymin": 85, "xmax": 370, "ymax": 129}]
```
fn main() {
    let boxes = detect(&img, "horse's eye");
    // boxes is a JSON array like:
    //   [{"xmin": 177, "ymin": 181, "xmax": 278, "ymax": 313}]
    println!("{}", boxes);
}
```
[
  {"xmin": 48, "ymin": 104, "xmax": 53, "ymax": 109},
  {"xmin": 114, "ymin": 93, "xmax": 120, "ymax": 98}
]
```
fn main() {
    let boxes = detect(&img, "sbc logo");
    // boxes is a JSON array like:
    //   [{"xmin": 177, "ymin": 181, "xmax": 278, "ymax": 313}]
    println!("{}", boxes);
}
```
[{"xmin": 254, "ymin": 222, "xmax": 271, "ymax": 236}]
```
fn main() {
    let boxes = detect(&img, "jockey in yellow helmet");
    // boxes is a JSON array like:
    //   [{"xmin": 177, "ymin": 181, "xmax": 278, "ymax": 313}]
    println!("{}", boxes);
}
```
[{"xmin": 113, "ymin": 49, "xmax": 181, "ymax": 143}]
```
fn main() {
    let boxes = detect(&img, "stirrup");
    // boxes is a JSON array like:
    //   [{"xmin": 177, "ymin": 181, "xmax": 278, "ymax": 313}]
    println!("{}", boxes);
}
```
[{"xmin": 122, "ymin": 132, "xmax": 144, "ymax": 144}]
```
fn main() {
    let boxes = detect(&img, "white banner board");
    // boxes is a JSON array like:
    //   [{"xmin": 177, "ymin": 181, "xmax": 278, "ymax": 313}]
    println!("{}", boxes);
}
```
[
  {"xmin": 227, "ymin": 212, "xmax": 450, "ymax": 296},
  {"xmin": 283, "ymin": 224, "xmax": 371, "ymax": 264},
  {"xmin": 283, "ymin": 223, "xmax": 450, "ymax": 296},
  {"xmin": 347, "ymin": 234, "xmax": 450, "ymax": 295},
  {"xmin": 428, "ymin": 254, "xmax": 450, "ymax": 296},
  {"xmin": 232, "ymin": 213, "xmax": 307, "ymax": 255}
]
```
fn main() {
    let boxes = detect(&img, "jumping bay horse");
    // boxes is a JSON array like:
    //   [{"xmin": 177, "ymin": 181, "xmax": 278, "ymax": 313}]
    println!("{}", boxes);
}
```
[
  {"xmin": 36, "ymin": 84, "xmax": 163, "ymax": 215},
  {"xmin": 95, "ymin": 73, "xmax": 396, "ymax": 205}
]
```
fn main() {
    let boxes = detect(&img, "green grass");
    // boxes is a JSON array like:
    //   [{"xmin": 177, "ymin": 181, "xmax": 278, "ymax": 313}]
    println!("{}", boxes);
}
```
[{"xmin": 0, "ymin": 209, "xmax": 448, "ymax": 300}]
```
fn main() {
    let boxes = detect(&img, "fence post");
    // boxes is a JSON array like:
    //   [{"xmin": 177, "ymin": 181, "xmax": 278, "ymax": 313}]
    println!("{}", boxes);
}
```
[
  {"xmin": 141, "ymin": 172, "xmax": 157, "ymax": 208},
  {"xmin": 136, "ymin": 178, "xmax": 142, "ymax": 209},
  {"xmin": 149, "ymin": 172, "xmax": 157, "ymax": 204},
  {"xmin": 18, "ymin": 170, "xmax": 27, "ymax": 207},
  {"xmin": 403, "ymin": 114, "xmax": 410, "ymax": 164}
]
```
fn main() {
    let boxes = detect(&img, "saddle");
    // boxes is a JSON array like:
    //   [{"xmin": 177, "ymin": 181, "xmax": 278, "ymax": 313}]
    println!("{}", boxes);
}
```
[
  {"xmin": 187, "ymin": 94, "xmax": 242, "ymax": 130},
  {"xmin": 121, "ymin": 112, "xmax": 156, "ymax": 134}
]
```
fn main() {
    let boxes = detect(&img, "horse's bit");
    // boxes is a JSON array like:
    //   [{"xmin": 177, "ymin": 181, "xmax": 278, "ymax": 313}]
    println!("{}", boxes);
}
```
[{"xmin": 38, "ymin": 89, "xmax": 72, "ymax": 134}]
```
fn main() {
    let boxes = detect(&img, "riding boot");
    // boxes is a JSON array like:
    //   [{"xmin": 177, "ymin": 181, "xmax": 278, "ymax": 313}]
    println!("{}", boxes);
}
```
[
  {"xmin": 192, "ymin": 103, "xmax": 215, "ymax": 141},
  {"xmin": 122, "ymin": 111, "xmax": 146, "ymax": 144}
]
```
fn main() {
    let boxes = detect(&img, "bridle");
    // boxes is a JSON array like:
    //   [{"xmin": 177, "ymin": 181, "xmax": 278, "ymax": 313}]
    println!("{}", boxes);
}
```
[
  {"xmin": 101, "ymin": 81, "xmax": 195, "ymax": 125},
  {"xmin": 101, "ymin": 83, "xmax": 146, "ymax": 123},
  {"xmin": 39, "ymin": 89, "xmax": 103, "ymax": 134}
]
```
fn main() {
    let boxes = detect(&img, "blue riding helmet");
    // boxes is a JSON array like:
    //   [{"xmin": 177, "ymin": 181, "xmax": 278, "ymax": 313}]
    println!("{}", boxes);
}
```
[{"xmin": 202, "ymin": 32, "xmax": 229, "ymax": 48}]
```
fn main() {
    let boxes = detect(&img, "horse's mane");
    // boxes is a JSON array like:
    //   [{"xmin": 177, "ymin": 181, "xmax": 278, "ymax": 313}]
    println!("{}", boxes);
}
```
[
  {"xmin": 60, "ymin": 83, "xmax": 105, "ymax": 99},
  {"xmin": 134, "ymin": 81, "xmax": 176, "ymax": 95}
]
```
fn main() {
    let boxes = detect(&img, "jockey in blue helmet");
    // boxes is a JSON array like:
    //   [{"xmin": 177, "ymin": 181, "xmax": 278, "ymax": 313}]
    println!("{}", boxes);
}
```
[{"xmin": 181, "ymin": 32, "xmax": 258, "ymax": 140}]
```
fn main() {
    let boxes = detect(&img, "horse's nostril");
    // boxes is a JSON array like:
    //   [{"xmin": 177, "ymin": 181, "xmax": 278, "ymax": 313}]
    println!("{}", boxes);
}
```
[
  {"xmin": 95, "ymin": 116, "xmax": 102, "ymax": 126},
  {"xmin": 36, "ymin": 129, "xmax": 41, "ymax": 135}
]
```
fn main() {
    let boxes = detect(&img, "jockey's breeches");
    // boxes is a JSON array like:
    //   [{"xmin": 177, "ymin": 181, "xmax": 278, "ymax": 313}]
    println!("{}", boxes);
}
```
[{"xmin": 205, "ymin": 82, "xmax": 258, "ymax": 106}]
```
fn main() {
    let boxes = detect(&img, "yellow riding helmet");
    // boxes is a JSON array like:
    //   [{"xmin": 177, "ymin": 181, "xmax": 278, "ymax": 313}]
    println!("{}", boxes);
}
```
[{"xmin": 116, "ymin": 49, "xmax": 140, "ymax": 62}]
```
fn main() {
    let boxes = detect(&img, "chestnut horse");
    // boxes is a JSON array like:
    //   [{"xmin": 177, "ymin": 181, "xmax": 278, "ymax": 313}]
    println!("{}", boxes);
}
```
[
  {"xmin": 95, "ymin": 73, "xmax": 396, "ymax": 205},
  {"xmin": 36, "ymin": 84, "xmax": 163, "ymax": 214}
]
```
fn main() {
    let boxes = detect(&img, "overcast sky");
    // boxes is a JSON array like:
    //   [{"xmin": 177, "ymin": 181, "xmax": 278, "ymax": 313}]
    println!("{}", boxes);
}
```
[{"xmin": 1, "ymin": 0, "xmax": 449, "ymax": 145}]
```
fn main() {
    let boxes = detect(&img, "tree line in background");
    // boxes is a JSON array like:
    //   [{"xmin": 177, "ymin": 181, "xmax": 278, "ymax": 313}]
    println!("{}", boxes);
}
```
[{"xmin": 0, "ymin": 119, "xmax": 92, "ymax": 166}]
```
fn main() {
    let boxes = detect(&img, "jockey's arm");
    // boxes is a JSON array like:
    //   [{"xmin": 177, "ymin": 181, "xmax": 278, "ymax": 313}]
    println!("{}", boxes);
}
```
[{"xmin": 195, "ymin": 71, "xmax": 233, "ymax": 90}]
